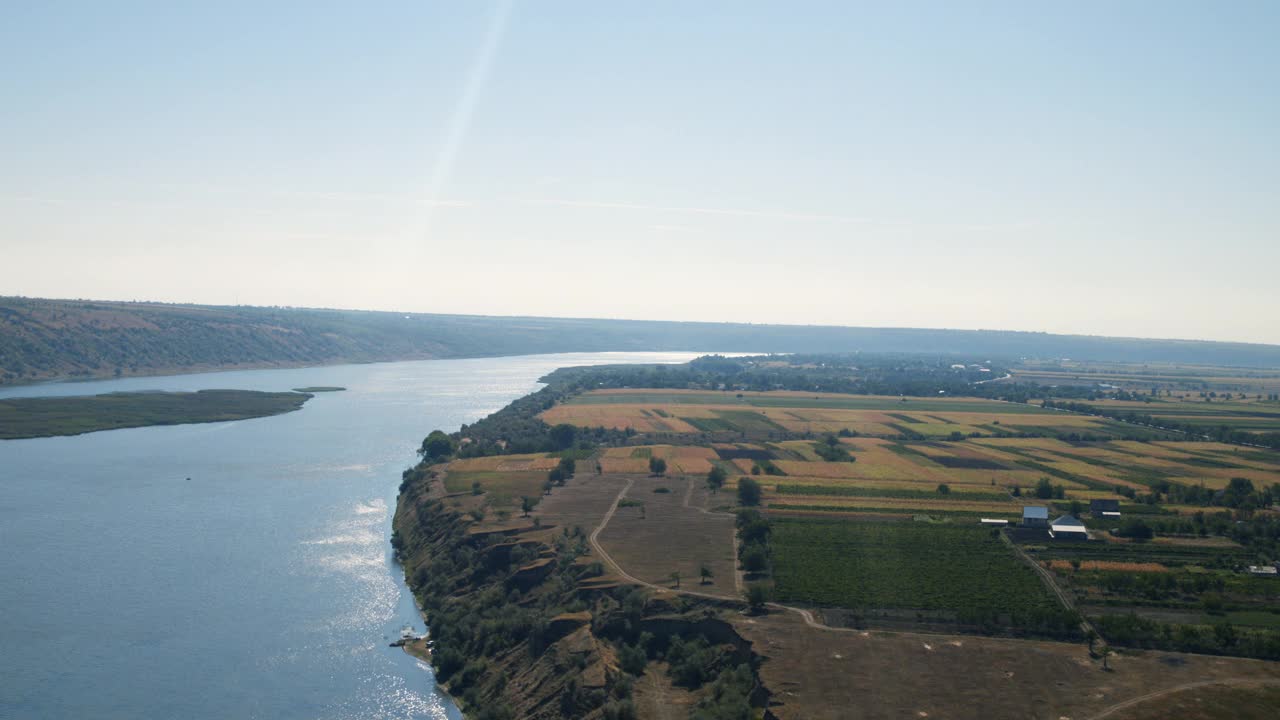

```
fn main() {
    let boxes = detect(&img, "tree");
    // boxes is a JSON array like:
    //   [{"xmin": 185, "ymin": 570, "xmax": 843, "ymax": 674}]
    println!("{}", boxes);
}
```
[
  {"xmin": 548, "ymin": 467, "xmax": 567, "ymax": 486},
  {"xmin": 521, "ymin": 496, "xmax": 535, "ymax": 517},
  {"xmin": 649, "ymin": 457, "xmax": 667, "ymax": 476},
  {"xmin": 737, "ymin": 477, "xmax": 762, "ymax": 507},
  {"xmin": 1115, "ymin": 517, "xmax": 1153, "ymax": 540},
  {"xmin": 740, "ymin": 545, "xmax": 768, "ymax": 573},
  {"xmin": 669, "ymin": 571, "xmax": 681, "ymax": 589},
  {"xmin": 699, "ymin": 563, "xmax": 713, "ymax": 585},
  {"xmin": 706, "ymin": 465, "xmax": 727, "ymax": 491},
  {"xmin": 1035, "ymin": 477, "xmax": 1054, "ymax": 499},
  {"xmin": 936, "ymin": 483, "xmax": 951, "ymax": 495},
  {"xmin": 558, "ymin": 456, "xmax": 576, "ymax": 477},
  {"xmin": 1070, "ymin": 499, "xmax": 1084, "ymax": 516},
  {"xmin": 421, "ymin": 430, "xmax": 454, "ymax": 459},
  {"xmin": 745, "ymin": 584, "xmax": 771, "ymax": 613},
  {"xmin": 549, "ymin": 423, "xmax": 577, "ymax": 451}
]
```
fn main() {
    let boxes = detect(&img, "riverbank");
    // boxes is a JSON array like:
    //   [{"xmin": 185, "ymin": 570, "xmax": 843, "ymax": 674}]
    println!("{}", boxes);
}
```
[{"xmin": 392, "ymin": 460, "xmax": 765, "ymax": 719}]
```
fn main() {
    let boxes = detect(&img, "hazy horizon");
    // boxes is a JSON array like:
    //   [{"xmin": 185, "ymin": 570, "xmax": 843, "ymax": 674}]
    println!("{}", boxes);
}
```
[{"xmin": 4, "ymin": 2, "xmax": 1277, "ymax": 344}]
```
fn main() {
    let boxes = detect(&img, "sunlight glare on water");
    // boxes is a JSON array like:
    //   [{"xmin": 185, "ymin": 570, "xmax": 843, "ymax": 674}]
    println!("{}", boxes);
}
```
[{"xmin": 0, "ymin": 352, "xmax": 712, "ymax": 719}]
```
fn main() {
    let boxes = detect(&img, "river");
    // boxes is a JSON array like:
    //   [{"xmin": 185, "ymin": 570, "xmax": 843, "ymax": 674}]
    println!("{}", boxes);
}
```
[{"xmin": 0, "ymin": 352, "xmax": 706, "ymax": 719}]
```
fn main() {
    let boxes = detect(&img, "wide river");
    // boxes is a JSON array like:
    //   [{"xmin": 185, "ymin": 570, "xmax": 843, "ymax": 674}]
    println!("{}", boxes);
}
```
[{"xmin": 0, "ymin": 352, "xmax": 706, "ymax": 720}]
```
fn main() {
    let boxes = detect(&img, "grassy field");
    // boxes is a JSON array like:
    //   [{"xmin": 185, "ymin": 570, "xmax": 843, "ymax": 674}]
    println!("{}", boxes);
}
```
[
  {"xmin": 732, "ymin": 610, "xmax": 1280, "ymax": 720},
  {"xmin": 594, "ymin": 474, "xmax": 738, "ymax": 597},
  {"xmin": 770, "ymin": 519, "xmax": 1062, "ymax": 622},
  {"xmin": 0, "ymin": 389, "xmax": 311, "ymax": 439}
]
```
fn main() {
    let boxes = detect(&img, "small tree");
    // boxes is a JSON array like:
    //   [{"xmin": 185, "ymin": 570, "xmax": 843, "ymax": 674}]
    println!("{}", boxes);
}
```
[
  {"xmin": 745, "ymin": 584, "xmax": 771, "ymax": 613},
  {"xmin": 936, "ymin": 483, "xmax": 951, "ymax": 495},
  {"xmin": 741, "ymin": 544, "xmax": 768, "ymax": 573},
  {"xmin": 521, "ymin": 496, "xmax": 535, "ymax": 517},
  {"xmin": 706, "ymin": 465, "xmax": 727, "ymax": 492},
  {"xmin": 669, "ymin": 571, "xmax": 681, "ymax": 589},
  {"xmin": 649, "ymin": 457, "xmax": 667, "ymax": 476},
  {"xmin": 421, "ymin": 430, "xmax": 454, "ymax": 459},
  {"xmin": 549, "ymin": 423, "xmax": 577, "ymax": 450},
  {"xmin": 1035, "ymin": 477, "xmax": 1054, "ymax": 499},
  {"xmin": 699, "ymin": 563, "xmax": 713, "ymax": 585},
  {"xmin": 551, "ymin": 467, "xmax": 570, "ymax": 486},
  {"xmin": 471, "ymin": 481, "xmax": 483, "ymax": 496},
  {"xmin": 558, "ymin": 457, "xmax": 576, "ymax": 477}
]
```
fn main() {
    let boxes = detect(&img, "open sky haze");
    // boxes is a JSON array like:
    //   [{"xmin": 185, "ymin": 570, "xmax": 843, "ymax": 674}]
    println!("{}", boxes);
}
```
[{"xmin": 3, "ymin": 1, "xmax": 1277, "ymax": 343}]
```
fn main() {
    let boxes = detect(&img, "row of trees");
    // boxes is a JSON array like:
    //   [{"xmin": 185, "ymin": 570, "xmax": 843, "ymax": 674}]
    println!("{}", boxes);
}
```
[{"xmin": 1043, "ymin": 399, "xmax": 1280, "ymax": 450}]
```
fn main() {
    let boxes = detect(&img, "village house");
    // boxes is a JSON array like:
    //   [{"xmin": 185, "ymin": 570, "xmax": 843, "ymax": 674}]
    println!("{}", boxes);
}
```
[
  {"xmin": 1022, "ymin": 506, "xmax": 1049, "ymax": 528},
  {"xmin": 1090, "ymin": 498, "xmax": 1121, "ymax": 518},
  {"xmin": 1049, "ymin": 514, "xmax": 1089, "ymax": 541}
]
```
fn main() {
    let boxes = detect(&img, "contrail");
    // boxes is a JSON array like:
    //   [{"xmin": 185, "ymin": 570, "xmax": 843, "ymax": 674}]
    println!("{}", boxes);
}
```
[{"xmin": 422, "ymin": 0, "xmax": 513, "ymax": 237}]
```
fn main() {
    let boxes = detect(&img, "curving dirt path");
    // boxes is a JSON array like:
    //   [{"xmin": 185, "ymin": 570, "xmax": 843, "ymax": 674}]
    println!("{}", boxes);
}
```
[
  {"xmin": 587, "ymin": 477, "xmax": 737, "ymax": 602},
  {"xmin": 999, "ymin": 530, "xmax": 1102, "ymax": 642},
  {"xmin": 1086, "ymin": 678, "xmax": 1280, "ymax": 720}
]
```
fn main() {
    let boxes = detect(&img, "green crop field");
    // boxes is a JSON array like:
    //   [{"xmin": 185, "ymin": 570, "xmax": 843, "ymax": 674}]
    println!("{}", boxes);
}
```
[{"xmin": 771, "ymin": 519, "xmax": 1066, "ymax": 626}]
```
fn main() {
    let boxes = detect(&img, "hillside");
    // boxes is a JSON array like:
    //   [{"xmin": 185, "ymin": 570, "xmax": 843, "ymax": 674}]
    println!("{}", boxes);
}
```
[{"xmin": 4, "ymin": 296, "xmax": 1280, "ymax": 386}]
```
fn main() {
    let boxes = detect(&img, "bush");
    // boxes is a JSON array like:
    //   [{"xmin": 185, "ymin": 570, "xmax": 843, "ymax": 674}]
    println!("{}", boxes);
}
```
[{"xmin": 1115, "ymin": 518, "xmax": 1154, "ymax": 540}]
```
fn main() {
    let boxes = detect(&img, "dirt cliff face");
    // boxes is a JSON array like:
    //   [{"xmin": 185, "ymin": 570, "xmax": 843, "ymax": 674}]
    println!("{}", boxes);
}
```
[{"xmin": 392, "ymin": 466, "xmax": 765, "ymax": 719}]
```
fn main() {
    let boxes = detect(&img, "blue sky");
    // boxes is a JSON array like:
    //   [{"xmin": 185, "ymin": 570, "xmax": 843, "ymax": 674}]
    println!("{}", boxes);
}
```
[{"xmin": 3, "ymin": 1, "xmax": 1278, "ymax": 343}]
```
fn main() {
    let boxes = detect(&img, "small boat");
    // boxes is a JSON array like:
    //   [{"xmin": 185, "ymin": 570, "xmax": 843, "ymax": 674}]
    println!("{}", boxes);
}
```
[{"xmin": 399, "ymin": 624, "xmax": 419, "ymax": 641}]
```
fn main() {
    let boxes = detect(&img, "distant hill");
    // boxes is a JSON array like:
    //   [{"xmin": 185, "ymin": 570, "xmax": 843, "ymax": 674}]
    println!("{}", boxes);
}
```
[{"xmin": 3, "ymin": 296, "xmax": 1279, "ymax": 385}]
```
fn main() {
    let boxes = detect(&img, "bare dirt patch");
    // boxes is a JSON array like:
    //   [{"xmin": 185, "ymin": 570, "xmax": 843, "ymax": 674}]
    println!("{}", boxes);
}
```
[{"xmin": 733, "ymin": 609, "xmax": 1280, "ymax": 720}]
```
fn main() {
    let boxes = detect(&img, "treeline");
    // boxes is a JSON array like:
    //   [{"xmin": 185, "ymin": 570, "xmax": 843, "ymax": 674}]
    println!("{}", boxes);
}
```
[
  {"xmin": 1043, "ymin": 400, "xmax": 1280, "ymax": 450},
  {"xmin": 1094, "ymin": 613, "xmax": 1280, "ymax": 661},
  {"xmin": 555, "ymin": 354, "xmax": 1011, "ymax": 398}
]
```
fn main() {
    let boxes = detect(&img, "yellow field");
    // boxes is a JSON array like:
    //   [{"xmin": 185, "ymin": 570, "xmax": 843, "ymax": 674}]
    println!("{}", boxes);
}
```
[
  {"xmin": 598, "ymin": 445, "xmax": 718, "ymax": 474},
  {"xmin": 539, "ymin": 390, "xmax": 1108, "ymax": 438}
]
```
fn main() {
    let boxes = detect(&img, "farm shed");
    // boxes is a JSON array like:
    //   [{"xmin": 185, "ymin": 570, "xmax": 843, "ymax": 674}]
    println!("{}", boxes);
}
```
[
  {"xmin": 1090, "ymin": 499, "xmax": 1120, "ymax": 517},
  {"xmin": 1247, "ymin": 565, "xmax": 1278, "ymax": 577},
  {"xmin": 1022, "ymin": 506, "xmax": 1049, "ymax": 528},
  {"xmin": 1049, "ymin": 514, "xmax": 1089, "ymax": 541},
  {"xmin": 980, "ymin": 518, "xmax": 1009, "ymax": 527}
]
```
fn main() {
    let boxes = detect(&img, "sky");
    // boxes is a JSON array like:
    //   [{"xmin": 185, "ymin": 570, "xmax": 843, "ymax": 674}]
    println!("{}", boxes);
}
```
[{"xmin": 2, "ymin": 1, "xmax": 1278, "ymax": 344}]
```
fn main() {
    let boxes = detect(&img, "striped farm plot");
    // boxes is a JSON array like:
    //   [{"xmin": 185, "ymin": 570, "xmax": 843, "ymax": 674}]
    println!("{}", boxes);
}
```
[
  {"xmin": 448, "ymin": 453, "xmax": 560, "ymax": 473},
  {"xmin": 539, "ymin": 404, "xmax": 701, "ymax": 433},
  {"xmin": 598, "ymin": 445, "xmax": 718, "ymax": 474},
  {"xmin": 762, "ymin": 493, "xmax": 1017, "ymax": 515}
]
